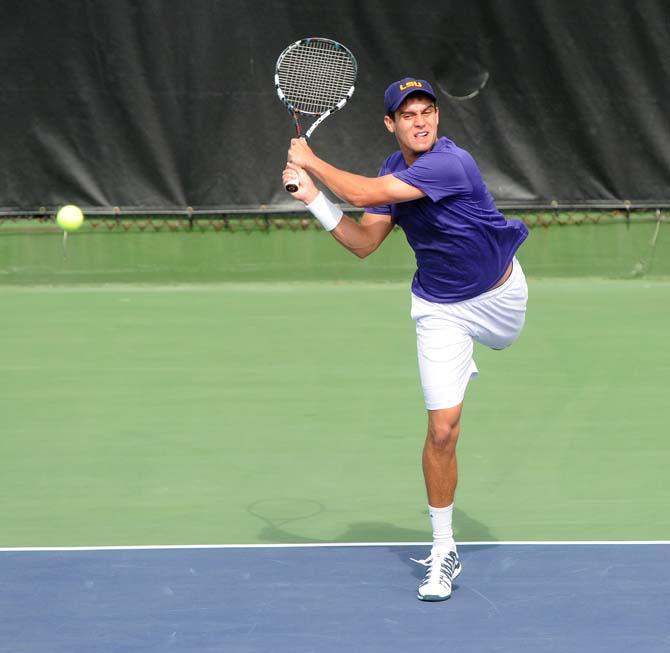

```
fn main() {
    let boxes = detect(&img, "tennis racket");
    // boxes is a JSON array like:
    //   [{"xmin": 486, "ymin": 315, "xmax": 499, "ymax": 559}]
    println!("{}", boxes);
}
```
[{"xmin": 275, "ymin": 37, "xmax": 357, "ymax": 192}]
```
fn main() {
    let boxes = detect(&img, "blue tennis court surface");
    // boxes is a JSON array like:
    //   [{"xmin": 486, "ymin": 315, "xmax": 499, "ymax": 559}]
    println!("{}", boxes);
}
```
[{"xmin": 2, "ymin": 543, "xmax": 668, "ymax": 653}]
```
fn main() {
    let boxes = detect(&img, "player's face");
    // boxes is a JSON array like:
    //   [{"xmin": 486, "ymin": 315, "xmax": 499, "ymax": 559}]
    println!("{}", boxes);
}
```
[{"xmin": 384, "ymin": 95, "xmax": 439, "ymax": 162}]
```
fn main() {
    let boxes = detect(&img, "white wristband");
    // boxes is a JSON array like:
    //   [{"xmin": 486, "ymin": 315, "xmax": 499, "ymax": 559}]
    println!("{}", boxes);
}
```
[{"xmin": 306, "ymin": 191, "xmax": 343, "ymax": 232}]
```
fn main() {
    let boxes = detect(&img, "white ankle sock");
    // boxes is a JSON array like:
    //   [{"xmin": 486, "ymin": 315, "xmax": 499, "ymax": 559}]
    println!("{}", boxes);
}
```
[{"xmin": 429, "ymin": 503, "xmax": 455, "ymax": 553}]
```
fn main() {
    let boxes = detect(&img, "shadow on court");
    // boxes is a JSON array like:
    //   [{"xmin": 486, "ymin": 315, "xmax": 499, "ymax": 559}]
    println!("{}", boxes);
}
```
[
  {"xmin": 246, "ymin": 499, "xmax": 500, "ymax": 590},
  {"xmin": 246, "ymin": 497, "xmax": 497, "ymax": 546}
]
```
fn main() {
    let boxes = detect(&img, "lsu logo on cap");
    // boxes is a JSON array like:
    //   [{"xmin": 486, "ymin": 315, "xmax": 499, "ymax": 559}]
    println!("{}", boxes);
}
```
[{"xmin": 399, "ymin": 80, "xmax": 423, "ymax": 91}]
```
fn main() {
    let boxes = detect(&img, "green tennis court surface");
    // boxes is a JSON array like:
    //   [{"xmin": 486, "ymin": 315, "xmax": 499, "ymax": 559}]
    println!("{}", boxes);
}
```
[{"xmin": 1, "ymin": 233, "xmax": 668, "ymax": 547}]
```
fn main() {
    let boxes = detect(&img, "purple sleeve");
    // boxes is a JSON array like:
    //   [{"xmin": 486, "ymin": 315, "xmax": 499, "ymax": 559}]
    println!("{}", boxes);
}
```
[
  {"xmin": 393, "ymin": 151, "xmax": 472, "ymax": 202},
  {"xmin": 364, "ymin": 204, "xmax": 392, "ymax": 215}
]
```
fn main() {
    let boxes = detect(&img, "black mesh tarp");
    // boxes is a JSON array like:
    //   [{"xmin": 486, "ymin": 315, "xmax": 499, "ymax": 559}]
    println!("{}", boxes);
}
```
[{"xmin": 1, "ymin": 0, "xmax": 668, "ymax": 214}]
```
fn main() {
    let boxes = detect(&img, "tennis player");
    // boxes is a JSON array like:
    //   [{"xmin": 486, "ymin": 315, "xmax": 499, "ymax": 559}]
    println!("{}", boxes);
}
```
[{"xmin": 283, "ymin": 77, "xmax": 528, "ymax": 602}]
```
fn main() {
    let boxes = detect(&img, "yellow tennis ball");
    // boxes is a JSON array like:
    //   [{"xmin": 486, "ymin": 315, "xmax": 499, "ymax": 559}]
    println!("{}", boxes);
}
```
[{"xmin": 56, "ymin": 205, "xmax": 84, "ymax": 232}]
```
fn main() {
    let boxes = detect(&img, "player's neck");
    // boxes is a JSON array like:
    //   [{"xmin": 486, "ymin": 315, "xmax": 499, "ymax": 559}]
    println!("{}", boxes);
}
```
[
  {"xmin": 400, "ymin": 140, "xmax": 437, "ymax": 167},
  {"xmin": 402, "ymin": 151, "xmax": 419, "ymax": 167}
]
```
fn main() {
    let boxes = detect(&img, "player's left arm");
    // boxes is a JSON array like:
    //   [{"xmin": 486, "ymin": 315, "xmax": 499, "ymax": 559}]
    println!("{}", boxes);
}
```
[{"xmin": 287, "ymin": 138, "xmax": 424, "ymax": 208}]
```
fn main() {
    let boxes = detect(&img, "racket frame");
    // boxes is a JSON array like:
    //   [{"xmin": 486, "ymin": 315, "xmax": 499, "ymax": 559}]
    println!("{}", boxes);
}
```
[{"xmin": 275, "ymin": 37, "xmax": 357, "ymax": 191}]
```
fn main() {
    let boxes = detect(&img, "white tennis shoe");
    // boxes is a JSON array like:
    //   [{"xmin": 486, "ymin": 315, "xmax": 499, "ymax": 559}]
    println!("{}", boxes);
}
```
[{"xmin": 412, "ymin": 548, "xmax": 462, "ymax": 601}]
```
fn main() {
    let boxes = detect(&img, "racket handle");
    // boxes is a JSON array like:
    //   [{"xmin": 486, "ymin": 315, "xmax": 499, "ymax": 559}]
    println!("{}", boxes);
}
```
[{"xmin": 285, "ymin": 175, "xmax": 300, "ymax": 193}]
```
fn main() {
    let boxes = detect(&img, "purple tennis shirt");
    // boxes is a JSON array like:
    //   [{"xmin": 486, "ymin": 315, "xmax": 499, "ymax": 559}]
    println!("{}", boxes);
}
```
[{"xmin": 366, "ymin": 136, "xmax": 528, "ymax": 303}]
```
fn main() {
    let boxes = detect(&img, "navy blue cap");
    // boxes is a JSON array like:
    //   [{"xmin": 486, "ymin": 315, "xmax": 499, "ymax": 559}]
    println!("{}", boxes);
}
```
[{"xmin": 384, "ymin": 78, "xmax": 437, "ymax": 113}]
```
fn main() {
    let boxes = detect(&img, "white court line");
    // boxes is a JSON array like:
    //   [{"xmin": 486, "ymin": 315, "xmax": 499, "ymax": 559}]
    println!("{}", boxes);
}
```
[{"xmin": 1, "ymin": 540, "xmax": 669, "ymax": 553}]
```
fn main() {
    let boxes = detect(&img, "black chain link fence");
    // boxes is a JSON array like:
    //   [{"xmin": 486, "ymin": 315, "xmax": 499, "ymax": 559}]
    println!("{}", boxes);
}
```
[{"xmin": 0, "ymin": 209, "xmax": 667, "ymax": 233}]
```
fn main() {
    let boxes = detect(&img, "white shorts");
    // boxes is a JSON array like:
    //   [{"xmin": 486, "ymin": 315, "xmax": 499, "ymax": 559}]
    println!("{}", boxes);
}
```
[{"xmin": 410, "ymin": 258, "xmax": 528, "ymax": 410}]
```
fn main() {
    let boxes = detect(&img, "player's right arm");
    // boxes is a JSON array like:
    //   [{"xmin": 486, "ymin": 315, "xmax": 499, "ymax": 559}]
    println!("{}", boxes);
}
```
[
  {"xmin": 283, "ymin": 163, "xmax": 394, "ymax": 259},
  {"xmin": 287, "ymin": 138, "xmax": 424, "ymax": 207}
]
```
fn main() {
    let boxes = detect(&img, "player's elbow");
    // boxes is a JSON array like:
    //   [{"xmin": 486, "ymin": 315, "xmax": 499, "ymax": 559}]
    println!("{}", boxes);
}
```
[
  {"xmin": 345, "ymin": 241, "xmax": 374, "ymax": 259},
  {"xmin": 347, "ymin": 195, "xmax": 368, "ymax": 209},
  {"xmin": 353, "ymin": 240, "xmax": 381, "ymax": 259},
  {"xmin": 347, "ymin": 188, "xmax": 376, "ymax": 209}
]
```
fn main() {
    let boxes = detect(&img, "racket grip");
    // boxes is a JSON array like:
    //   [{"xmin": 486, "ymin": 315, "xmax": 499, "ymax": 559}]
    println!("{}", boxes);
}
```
[{"xmin": 285, "ymin": 176, "xmax": 300, "ymax": 193}]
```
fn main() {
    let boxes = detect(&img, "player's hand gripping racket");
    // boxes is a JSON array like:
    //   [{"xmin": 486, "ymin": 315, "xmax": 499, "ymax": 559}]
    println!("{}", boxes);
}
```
[{"xmin": 275, "ymin": 37, "xmax": 357, "ymax": 192}]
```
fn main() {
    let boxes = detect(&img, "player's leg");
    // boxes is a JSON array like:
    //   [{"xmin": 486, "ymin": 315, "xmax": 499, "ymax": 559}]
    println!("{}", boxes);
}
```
[
  {"xmin": 413, "ymin": 404, "xmax": 464, "ymax": 601},
  {"xmin": 411, "ymin": 294, "xmax": 473, "ymax": 601},
  {"xmin": 423, "ymin": 403, "xmax": 462, "ymax": 511}
]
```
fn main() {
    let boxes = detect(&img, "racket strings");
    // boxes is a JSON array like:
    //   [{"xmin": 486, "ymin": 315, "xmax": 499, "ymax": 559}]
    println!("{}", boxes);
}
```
[
  {"xmin": 281, "ymin": 50, "xmax": 353, "ymax": 111},
  {"xmin": 278, "ymin": 40, "xmax": 356, "ymax": 114}
]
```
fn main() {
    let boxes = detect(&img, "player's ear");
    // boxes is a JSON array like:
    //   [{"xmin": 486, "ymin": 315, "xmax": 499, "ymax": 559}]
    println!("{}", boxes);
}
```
[{"xmin": 384, "ymin": 114, "xmax": 395, "ymax": 133}]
